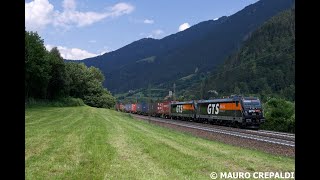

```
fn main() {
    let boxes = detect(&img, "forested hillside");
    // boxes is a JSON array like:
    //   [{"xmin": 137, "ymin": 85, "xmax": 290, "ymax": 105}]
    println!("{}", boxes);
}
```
[{"xmin": 184, "ymin": 8, "xmax": 295, "ymax": 102}]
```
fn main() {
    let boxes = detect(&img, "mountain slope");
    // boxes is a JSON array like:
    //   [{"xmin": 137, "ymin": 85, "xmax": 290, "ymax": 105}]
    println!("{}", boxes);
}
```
[
  {"xmin": 76, "ymin": 0, "xmax": 294, "ymax": 93},
  {"xmin": 184, "ymin": 8, "xmax": 295, "ymax": 101}
]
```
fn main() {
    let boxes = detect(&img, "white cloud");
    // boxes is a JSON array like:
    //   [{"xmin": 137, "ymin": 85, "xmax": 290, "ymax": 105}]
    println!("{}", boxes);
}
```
[
  {"xmin": 89, "ymin": 40, "xmax": 96, "ymax": 43},
  {"xmin": 213, "ymin": 17, "xmax": 218, "ymax": 21},
  {"xmin": 153, "ymin": 29, "xmax": 164, "ymax": 35},
  {"xmin": 53, "ymin": 11, "xmax": 107, "ymax": 27},
  {"xmin": 25, "ymin": 0, "xmax": 54, "ymax": 31},
  {"xmin": 98, "ymin": 46, "xmax": 111, "ymax": 55},
  {"xmin": 109, "ymin": 2, "xmax": 134, "ymax": 17},
  {"xmin": 147, "ymin": 29, "xmax": 164, "ymax": 39},
  {"xmin": 45, "ymin": 44, "xmax": 98, "ymax": 60},
  {"xmin": 25, "ymin": 0, "xmax": 135, "ymax": 31},
  {"xmin": 99, "ymin": 51, "xmax": 108, "ymax": 56},
  {"xmin": 128, "ymin": 17, "xmax": 155, "ymax": 24},
  {"xmin": 178, "ymin": 22, "xmax": 190, "ymax": 31},
  {"xmin": 143, "ymin": 19, "xmax": 154, "ymax": 24},
  {"xmin": 62, "ymin": 0, "xmax": 76, "ymax": 11},
  {"xmin": 45, "ymin": 44, "xmax": 53, "ymax": 50},
  {"xmin": 53, "ymin": 2, "xmax": 135, "ymax": 28}
]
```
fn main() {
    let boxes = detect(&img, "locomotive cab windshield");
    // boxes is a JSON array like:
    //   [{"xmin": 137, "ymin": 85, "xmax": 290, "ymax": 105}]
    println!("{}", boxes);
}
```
[{"xmin": 242, "ymin": 99, "xmax": 262, "ymax": 109}]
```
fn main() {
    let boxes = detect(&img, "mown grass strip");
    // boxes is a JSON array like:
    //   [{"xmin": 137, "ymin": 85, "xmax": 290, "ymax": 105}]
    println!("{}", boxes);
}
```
[{"xmin": 26, "ymin": 106, "xmax": 294, "ymax": 179}]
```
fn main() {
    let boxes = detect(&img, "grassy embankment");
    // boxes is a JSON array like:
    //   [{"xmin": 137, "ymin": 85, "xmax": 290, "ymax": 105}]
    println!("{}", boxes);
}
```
[{"xmin": 26, "ymin": 106, "xmax": 294, "ymax": 179}]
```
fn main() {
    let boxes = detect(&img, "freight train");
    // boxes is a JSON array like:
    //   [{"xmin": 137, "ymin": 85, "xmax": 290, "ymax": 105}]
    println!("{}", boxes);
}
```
[{"xmin": 115, "ymin": 95, "xmax": 265, "ymax": 129}]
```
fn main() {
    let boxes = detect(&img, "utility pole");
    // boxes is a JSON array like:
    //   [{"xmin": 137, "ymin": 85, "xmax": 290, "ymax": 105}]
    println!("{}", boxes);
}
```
[
  {"xmin": 200, "ymin": 81, "xmax": 203, "ymax": 100},
  {"xmin": 173, "ymin": 83, "xmax": 176, "ymax": 101},
  {"xmin": 148, "ymin": 83, "xmax": 151, "ymax": 120}
]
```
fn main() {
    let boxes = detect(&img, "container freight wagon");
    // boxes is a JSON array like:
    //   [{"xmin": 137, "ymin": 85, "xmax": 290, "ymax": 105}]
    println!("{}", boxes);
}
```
[
  {"xmin": 170, "ymin": 101, "xmax": 196, "ymax": 120},
  {"xmin": 148, "ymin": 102, "xmax": 159, "ymax": 117},
  {"xmin": 136, "ymin": 102, "xmax": 148, "ymax": 115},
  {"xmin": 158, "ymin": 101, "xmax": 174, "ymax": 118},
  {"xmin": 141, "ymin": 102, "xmax": 149, "ymax": 115},
  {"xmin": 196, "ymin": 96, "xmax": 265, "ymax": 128},
  {"xmin": 124, "ymin": 104, "xmax": 132, "ymax": 113},
  {"xmin": 115, "ymin": 103, "xmax": 125, "ymax": 111},
  {"xmin": 136, "ymin": 103, "xmax": 142, "ymax": 114},
  {"xmin": 131, "ymin": 103, "xmax": 137, "ymax": 114}
]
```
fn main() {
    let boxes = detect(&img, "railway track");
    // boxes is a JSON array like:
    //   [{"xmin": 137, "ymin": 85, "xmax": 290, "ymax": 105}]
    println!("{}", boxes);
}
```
[
  {"xmin": 193, "ymin": 122, "xmax": 295, "ymax": 141},
  {"xmin": 131, "ymin": 114, "xmax": 295, "ymax": 147},
  {"xmin": 254, "ymin": 129, "xmax": 295, "ymax": 138}
]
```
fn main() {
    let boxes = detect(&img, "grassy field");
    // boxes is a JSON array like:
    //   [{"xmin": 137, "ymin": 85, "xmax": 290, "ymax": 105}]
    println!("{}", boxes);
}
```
[{"xmin": 26, "ymin": 106, "xmax": 294, "ymax": 179}]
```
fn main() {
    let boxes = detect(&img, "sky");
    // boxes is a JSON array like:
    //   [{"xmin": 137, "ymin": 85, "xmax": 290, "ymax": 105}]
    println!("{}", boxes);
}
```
[{"xmin": 25, "ymin": 0, "xmax": 259, "ymax": 60}]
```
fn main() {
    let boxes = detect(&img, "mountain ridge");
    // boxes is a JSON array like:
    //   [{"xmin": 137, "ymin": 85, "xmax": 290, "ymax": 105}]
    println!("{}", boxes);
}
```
[{"xmin": 70, "ymin": 0, "xmax": 294, "ymax": 94}]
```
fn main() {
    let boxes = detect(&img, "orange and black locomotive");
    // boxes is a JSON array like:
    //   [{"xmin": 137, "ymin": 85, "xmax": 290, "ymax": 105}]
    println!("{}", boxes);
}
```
[{"xmin": 116, "ymin": 95, "xmax": 265, "ymax": 129}]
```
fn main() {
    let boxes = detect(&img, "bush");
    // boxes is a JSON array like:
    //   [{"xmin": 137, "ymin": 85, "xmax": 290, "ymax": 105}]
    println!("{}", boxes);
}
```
[
  {"xmin": 260, "ymin": 98, "xmax": 295, "ymax": 133},
  {"xmin": 83, "ymin": 91, "xmax": 116, "ymax": 109}
]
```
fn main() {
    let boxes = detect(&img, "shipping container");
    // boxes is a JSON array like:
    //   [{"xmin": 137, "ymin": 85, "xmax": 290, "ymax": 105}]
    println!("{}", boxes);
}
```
[
  {"xmin": 141, "ymin": 102, "xmax": 149, "ymax": 115},
  {"xmin": 125, "ymin": 104, "xmax": 132, "ymax": 112},
  {"xmin": 131, "ymin": 103, "xmax": 137, "ymax": 113},
  {"xmin": 158, "ymin": 101, "xmax": 174, "ymax": 118},
  {"xmin": 136, "ymin": 103, "xmax": 142, "ymax": 114},
  {"xmin": 148, "ymin": 102, "xmax": 158, "ymax": 116}
]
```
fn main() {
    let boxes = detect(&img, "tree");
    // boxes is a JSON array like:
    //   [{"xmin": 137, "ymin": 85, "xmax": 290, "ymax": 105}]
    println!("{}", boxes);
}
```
[
  {"xmin": 65, "ymin": 62, "xmax": 116, "ymax": 108},
  {"xmin": 25, "ymin": 31, "xmax": 51, "ymax": 99},
  {"xmin": 46, "ymin": 47, "xmax": 68, "ymax": 99},
  {"xmin": 65, "ymin": 62, "xmax": 88, "ymax": 98},
  {"xmin": 261, "ymin": 98, "xmax": 295, "ymax": 133}
]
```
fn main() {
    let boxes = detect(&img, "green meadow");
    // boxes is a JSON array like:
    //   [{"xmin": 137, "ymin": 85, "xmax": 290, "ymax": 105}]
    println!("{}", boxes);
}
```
[{"xmin": 26, "ymin": 106, "xmax": 294, "ymax": 179}]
